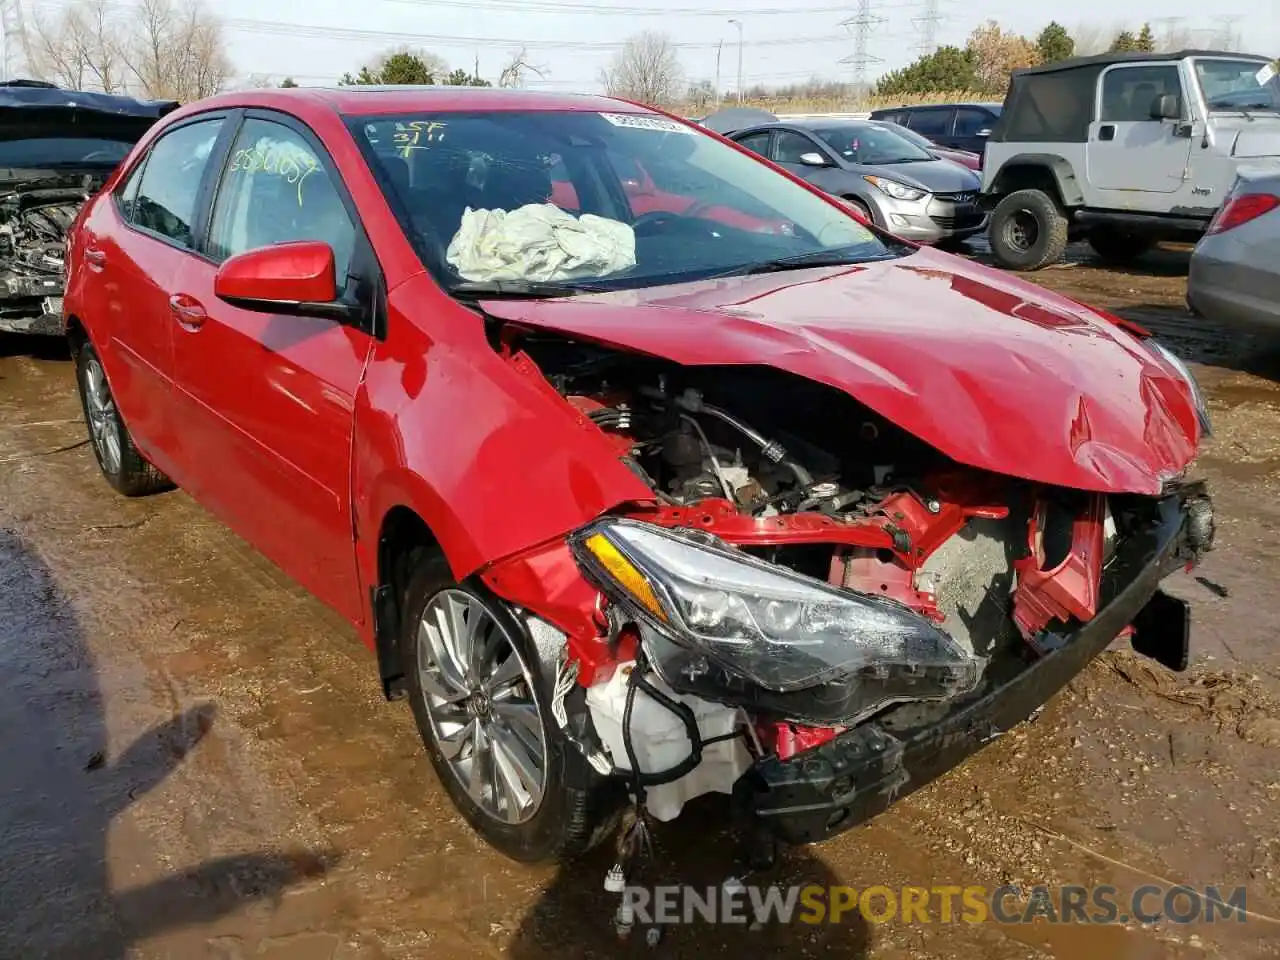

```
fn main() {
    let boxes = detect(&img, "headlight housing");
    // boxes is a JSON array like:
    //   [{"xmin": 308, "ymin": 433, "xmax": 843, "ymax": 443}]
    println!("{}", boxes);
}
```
[
  {"xmin": 863, "ymin": 175, "xmax": 926, "ymax": 202},
  {"xmin": 571, "ymin": 519, "xmax": 979, "ymax": 707},
  {"xmin": 1148, "ymin": 340, "xmax": 1212, "ymax": 437}
]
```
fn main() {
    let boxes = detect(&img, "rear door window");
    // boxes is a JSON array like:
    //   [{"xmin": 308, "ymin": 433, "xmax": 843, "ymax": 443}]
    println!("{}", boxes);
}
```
[
  {"xmin": 132, "ymin": 118, "xmax": 225, "ymax": 249},
  {"xmin": 906, "ymin": 108, "xmax": 953, "ymax": 137}
]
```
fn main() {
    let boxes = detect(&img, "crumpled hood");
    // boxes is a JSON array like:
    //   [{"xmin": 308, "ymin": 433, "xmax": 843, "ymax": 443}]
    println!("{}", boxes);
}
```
[{"xmin": 482, "ymin": 247, "xmax": 1202, "ymax": 495}]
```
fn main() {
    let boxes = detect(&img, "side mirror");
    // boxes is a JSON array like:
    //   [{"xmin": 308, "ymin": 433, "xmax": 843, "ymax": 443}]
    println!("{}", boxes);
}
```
[
  {"xmin": 214, "ymin": 241, "xmax": 360, "ymax": 322},
  {"xmin": 798, "ymin": 151, "xmax": 829, "ymax": 167},
  {"xmin": 1151, "ymin": 94, "xmax": 1182, "ymax": 121},
  {"xmin": 975, "ymin": 128, "xmax": 992, "ymax": 138}
]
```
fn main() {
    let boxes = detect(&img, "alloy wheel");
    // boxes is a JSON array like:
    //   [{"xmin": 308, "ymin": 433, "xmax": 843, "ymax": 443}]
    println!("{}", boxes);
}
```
[
  {"xmin": 82, "ymin": 353, "xmax": 122, "ymax": 475},
  {"xmin": 416, "ymin": 588, "xmax": 548, "ymax": 825}
]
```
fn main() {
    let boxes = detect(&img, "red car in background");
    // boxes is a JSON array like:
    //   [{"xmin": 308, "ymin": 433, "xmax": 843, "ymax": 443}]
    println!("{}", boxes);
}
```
[{"xmin": 63, "ymin": 87, "xmax": 1213, "ymax": 870}]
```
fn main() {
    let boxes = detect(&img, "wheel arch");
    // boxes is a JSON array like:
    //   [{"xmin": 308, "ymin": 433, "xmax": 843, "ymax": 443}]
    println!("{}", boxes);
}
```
[
  {"xmin": 986, "ymin": 155, "xmax": 1084, "ymax": 208},
  {"xmin": 371, "ymin": 499, "xmax": 450, "ymax": 701}
]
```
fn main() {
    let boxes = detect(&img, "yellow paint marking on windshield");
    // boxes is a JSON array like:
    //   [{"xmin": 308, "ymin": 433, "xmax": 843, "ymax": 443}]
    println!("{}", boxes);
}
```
[{"xmin": 394, "ymin": 120, "xmax": 447, "ymax": 157}]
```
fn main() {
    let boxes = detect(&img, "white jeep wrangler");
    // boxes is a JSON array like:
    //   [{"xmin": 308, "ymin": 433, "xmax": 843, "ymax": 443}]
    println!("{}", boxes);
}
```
[{"xmin": 982, "ymin": 50, "xmax": 1280, "ymax": 270}]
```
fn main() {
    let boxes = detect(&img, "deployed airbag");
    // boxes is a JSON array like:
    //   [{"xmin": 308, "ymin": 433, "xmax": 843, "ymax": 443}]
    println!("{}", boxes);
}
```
[{"xmin": 446, "ymin": 203, "xmax": 636, "ymax": 283}]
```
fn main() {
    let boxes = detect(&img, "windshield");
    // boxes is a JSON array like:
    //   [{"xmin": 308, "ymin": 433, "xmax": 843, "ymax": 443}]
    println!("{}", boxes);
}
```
[
  {"xmin": 875, "ymin": 121, "xmax": 935, "ymax": 151},
  {"xmin": 348, "ymin": 110, "xmax": 894, "ymax": 293},
  {"xmin": 1195, "ymin": 58, "xmax": 1279, "ymax": 112},
  {"xmin": 0, "ymin": 137, "xmax": 134, "ymax": 168},
  {"xmin": 812, "ymin": 122, "xmax": 934, "ymax": 165}
]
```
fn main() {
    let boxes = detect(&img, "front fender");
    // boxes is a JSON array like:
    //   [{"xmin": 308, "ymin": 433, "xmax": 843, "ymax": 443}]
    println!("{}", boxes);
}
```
[{"xmin": 353, "ymin": 280, "xmax": 655, "ymax": 589}]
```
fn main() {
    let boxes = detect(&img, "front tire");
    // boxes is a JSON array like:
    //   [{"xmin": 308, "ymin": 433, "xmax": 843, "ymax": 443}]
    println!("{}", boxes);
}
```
[
  {"xmin": 841, "ymin": 195, "xmax": 875, "ymax": 226},
  {"xmin": 399, "ymin": 555, "xmax": 619, "ymax": 862},
  {"xmin": 1087, "ymin": 227, "xmax": 1155, "ymax": 265},
  {"xmin": 988, "ymin": 188, "xmax": 1069, "ymax": 271},
  {"xmin": 74, "ymin": 340, "xmax": 172, "ymax": 497}
]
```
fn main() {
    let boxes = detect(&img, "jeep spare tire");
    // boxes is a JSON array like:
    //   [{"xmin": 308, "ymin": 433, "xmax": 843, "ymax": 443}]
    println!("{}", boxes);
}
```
[{"xmin": 988, "ymin": 188, "xmax": 1069, "ymax": 271}]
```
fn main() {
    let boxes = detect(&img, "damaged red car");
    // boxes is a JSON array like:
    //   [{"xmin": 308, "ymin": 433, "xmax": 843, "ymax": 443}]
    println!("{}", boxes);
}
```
[{"xmin": 63, "ymin": 87, "xmax": 1216, "ymax": 867}]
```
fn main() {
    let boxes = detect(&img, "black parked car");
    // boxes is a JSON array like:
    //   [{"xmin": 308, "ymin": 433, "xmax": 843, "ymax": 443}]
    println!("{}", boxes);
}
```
[
  {"xmin": 0, "ymin": 80, "xmax": 177, "ymax": 336},
  {"xmin": 868, "ymin": 102, "xmax": 1003, "ymax": 157}
]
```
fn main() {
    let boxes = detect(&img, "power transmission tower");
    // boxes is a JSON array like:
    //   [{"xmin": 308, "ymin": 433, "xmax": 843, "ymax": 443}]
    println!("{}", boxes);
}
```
[
  {"xmin": 839, "ymin": 0, "xmax": 884, "ymax": 90},
  {"xmin": 912, "ymin": 0, "xmax": 943, "ymax": 56},
  {"xmin": 0, "ymin": 0, "xmax": 27, "ymax": 82},
  {"xmin": 1211, "ymin": 15, "xmax": 1242, "ymax": 50},
  {"xmin": 1149, "ymin": 16, "xmax": 1185, "ymax": 52}
]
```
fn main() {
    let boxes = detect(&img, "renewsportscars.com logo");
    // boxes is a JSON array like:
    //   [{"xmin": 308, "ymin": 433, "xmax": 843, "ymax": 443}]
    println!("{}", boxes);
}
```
[{"xmin": 620, "ymin": 883, "xmax": 1252, "ymax": 927}]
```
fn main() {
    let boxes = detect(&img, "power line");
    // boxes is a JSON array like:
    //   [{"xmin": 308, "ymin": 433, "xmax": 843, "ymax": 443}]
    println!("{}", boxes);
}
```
[{"xmin": 219, "ymin": 16, "xmax": 851, "ymax": 52}]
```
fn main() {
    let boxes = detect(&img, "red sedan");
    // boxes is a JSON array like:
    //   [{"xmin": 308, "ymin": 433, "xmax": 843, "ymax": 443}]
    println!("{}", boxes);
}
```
[{"xmin": 64, "ymin": 87, "xmax": 1214, "ymax": 866}]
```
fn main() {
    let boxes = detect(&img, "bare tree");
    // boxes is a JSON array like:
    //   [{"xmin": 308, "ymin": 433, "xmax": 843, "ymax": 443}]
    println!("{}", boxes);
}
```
[
  {"xmin": 498, "ymin": 46, "xmax": 546, "ymax": 88},
  {"xmin": 600, "ymin": 32, "xmax": 683, "ymax": 106},
  {"xmin": 124, "ymin": 0, "xmax": 231, "ymax": 101},
  {"xmin": 26, "ymin": 5, "xmax": 93, "ymax": 90}
]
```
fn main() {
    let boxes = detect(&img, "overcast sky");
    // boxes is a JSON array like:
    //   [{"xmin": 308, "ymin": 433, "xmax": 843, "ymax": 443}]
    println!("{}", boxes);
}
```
[{"xmin": 208, "ymin": 0, "xmax": 1278, "ymax": 91}]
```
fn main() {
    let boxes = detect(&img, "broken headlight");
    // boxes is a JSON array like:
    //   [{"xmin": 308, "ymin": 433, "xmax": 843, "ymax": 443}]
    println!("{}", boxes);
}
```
[
  {"xmin": 571, "ymin": 519, "xmax": 979, "ymax": 697},
  {"xmin": 1148, "ymin": 341, "xmax": 1211, "ymax": 437}
]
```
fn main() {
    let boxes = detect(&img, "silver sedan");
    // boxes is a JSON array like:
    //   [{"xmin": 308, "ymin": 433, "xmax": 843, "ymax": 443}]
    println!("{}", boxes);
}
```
[{"xmin": 1188, "ymin": 172, "xmax": 1280, "ymax": 334}]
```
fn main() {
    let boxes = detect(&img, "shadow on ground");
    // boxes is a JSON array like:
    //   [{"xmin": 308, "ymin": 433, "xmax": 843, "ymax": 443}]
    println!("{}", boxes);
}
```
[
  {"xmin": 0, "ymin": 528, "xmax": 337, "ymax": 958},
  {"xmin": 507, "ymin": 795, "xmax": 871, "ymax": 959},
  {"xmin": 0, "ymin": 332, "xmax": 70, "ymax": 362}
]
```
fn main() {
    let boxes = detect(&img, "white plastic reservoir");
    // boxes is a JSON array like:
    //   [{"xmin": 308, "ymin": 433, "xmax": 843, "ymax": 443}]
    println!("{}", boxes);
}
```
[{"xmin": 585, "ymin": 662, "xmax": 753, "ymax": 821}]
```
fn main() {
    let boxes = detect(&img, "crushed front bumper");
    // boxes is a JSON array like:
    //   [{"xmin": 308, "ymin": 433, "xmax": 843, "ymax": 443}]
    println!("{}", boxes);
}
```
[{"xmin": 733, "ymin": 490, "xmax": 1201, "ymax": 845}]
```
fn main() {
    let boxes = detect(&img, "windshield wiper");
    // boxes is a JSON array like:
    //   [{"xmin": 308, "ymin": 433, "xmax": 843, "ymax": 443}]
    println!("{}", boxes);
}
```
[
  {"xmin": 727, "ymin": 246, "xmax": 899, "ymax": 277},
  {"xmin": 449, "ymin": 279, "xmax": 599, "ymax": 299}
]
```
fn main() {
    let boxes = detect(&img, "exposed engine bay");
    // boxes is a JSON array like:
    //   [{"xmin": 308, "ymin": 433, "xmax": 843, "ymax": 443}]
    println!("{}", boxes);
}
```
[
  {"xmin": 0, "ymin": 176, "xmax": 100, "ymax": 336},
  {"xmin": 490, "ymin": 330, "xmax": 1215, "ymax": 846}
]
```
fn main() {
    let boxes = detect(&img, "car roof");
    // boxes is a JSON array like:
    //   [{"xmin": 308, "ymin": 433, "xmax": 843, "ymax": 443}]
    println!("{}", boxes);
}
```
[
  {"xmin": 188, "ymin": 86, "xmax": 642, "ymax": 118},
  {"xmin": 871, "ymin": 102, "xmax": 1002, "ymax": 112},
  {"xmin": 1014, "ymin": 49, "xmax": 1268, "ymax": 77}
]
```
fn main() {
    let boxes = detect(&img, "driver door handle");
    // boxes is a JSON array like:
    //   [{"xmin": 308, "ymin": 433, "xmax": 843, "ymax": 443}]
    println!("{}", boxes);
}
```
[
  {"xmin": 84, "ymin": 247, "xmax": 107, "ymax": 270},
  {"xmin": 169, "ymin": 293, "xmax": 207, "ymax": 331}
]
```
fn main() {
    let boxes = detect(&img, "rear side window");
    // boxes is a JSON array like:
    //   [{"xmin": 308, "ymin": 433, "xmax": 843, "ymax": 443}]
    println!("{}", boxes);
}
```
[
  {"xmin": 207, "ymin": 118, "xmax": 356, "ymax": 287},
  {"xmin": 1101, "ymin": 65, "xmax": 1182, "ymax": 122},
  {"xmin": 906, "ymin": 108, "xmax": 953, "ymax": 137},
  {"xmin": 953, "ymin": 108, "xmax": 994, "ymax": 137},
  {"xmin": 114, "ymin": 158, "xmax": 147, "ymax": 223},
  {"xmin": 132, "ymin": 119, "xmax": 224, "ymax": 248}
]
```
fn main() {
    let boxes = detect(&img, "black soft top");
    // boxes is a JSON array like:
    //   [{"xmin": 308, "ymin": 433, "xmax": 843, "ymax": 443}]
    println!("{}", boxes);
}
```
[{"xmin": 1012, "ymin": 49, "xmax": 1268, "ymax": 77}]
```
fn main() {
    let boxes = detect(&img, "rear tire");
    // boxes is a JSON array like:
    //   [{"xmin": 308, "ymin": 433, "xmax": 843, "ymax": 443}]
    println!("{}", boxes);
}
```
[
  {"xmin": 399, "ymin": 553, "xmax": 620, "ymax": 862},
  {"xmin": 988, "ymin": 188, "xmax": 1069, "ymax": 271},
  {"xmin": 74, "ymin": 340, "xmax": 172, "ymax": 497},
  {"xmin": 1087, "ymin": 227, "xmax": 1155, "ymax": 265}
]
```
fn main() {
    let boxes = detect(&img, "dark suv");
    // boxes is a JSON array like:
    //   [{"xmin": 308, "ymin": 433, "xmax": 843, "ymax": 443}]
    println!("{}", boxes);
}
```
[{"xmin": 868, "ymin": 102, "xmax": 1003, "ymax": 158}]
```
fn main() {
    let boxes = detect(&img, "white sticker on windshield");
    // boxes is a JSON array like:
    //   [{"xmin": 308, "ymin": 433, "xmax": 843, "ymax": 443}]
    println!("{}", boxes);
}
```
[
  {"xmin": 1256, "ymin": 62, "xmax": 1277, "ymax": 85},
  {"xmin": 599, "ymin": 112, "xmax": 695, "ymax": 134}
]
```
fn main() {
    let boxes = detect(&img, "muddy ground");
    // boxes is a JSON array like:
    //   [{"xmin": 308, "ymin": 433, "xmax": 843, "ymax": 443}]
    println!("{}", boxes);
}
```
[{"xmin": 2, "ymin": 243, "xmax": 1279, "ymax": 960}]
